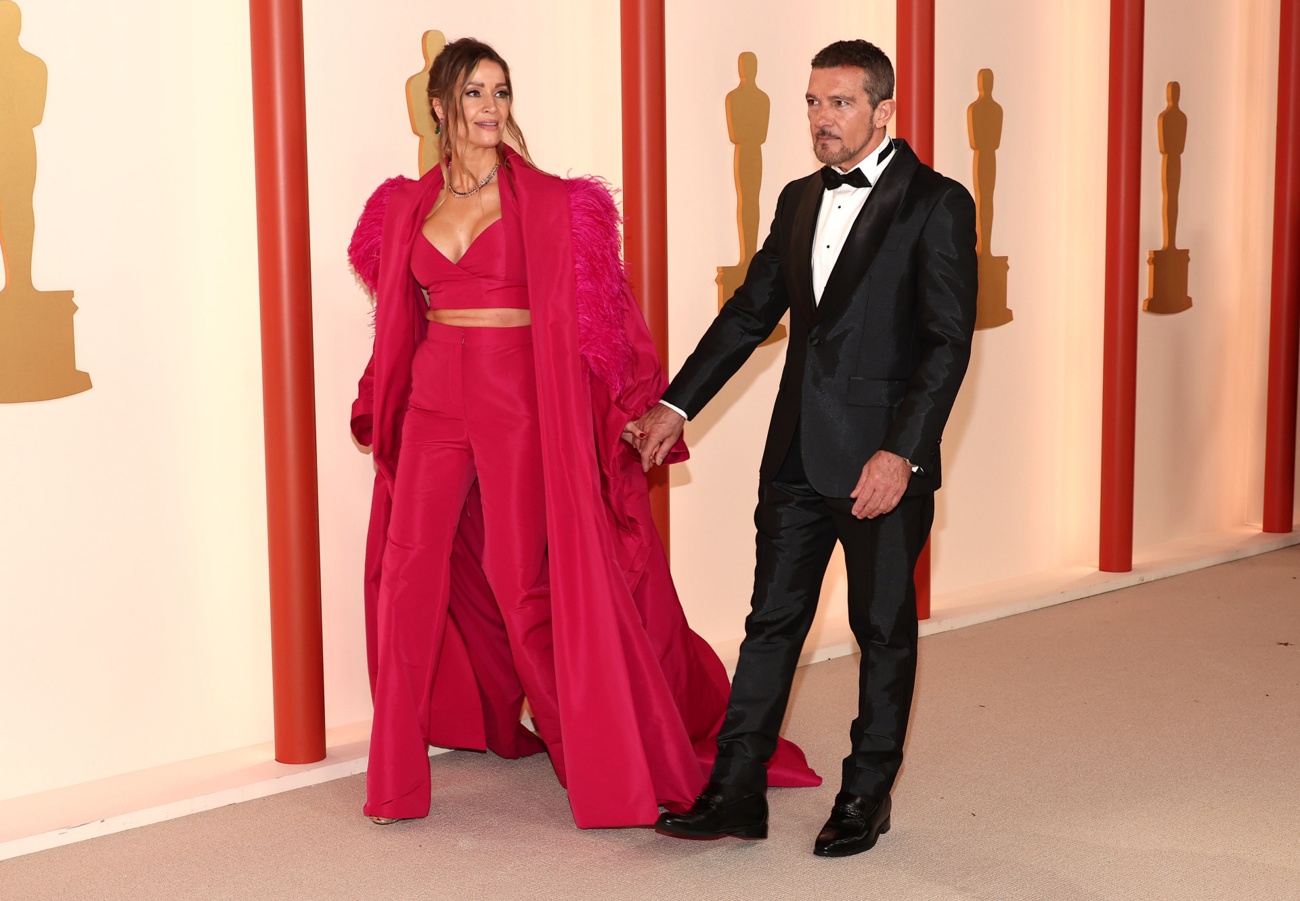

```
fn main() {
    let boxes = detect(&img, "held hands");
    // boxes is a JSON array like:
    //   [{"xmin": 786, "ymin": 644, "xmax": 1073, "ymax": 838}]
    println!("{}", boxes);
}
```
[
  {"xmin": 850, "ymin": 450, "xmax": 912, "ymax": 519},
  {"xmin": 621, "ymin": 421, "xmax": 646, "ymax": 448},
  {"xmin": 634, "ymin": 403, "xmax": 686, "ymax": 472}
]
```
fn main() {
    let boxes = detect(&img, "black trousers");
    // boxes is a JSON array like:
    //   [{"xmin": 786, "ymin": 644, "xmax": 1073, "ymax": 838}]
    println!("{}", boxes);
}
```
[{"xmin": 710, "ymin": 437, "xmax": 934, "ymax": 800}]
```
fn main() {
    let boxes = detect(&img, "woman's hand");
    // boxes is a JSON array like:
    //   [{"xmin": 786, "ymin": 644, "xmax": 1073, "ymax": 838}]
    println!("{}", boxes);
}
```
[{"xmin": 621, "ymin": 421, "xmax": 647, "ymax": 449}]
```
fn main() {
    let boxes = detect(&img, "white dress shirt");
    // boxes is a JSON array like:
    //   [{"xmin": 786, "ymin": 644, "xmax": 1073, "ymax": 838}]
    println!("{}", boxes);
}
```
[{"xmin": 812, "ymin": 137, "xmax": 896, "ymax": 303}]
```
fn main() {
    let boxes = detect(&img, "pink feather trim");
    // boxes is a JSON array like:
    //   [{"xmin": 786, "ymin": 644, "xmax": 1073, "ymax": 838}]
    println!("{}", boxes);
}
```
[
  {"xmin": 565, "ymin": 176, "xmax": 633, "ymax": 394},
  {"xmin": 347, "ymin": 176, "xmax": 413, "ymax": 297}
]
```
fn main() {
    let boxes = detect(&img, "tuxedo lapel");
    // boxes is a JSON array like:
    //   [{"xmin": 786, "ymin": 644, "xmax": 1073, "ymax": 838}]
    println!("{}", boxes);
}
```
[
  {"xmin": 815, "ymin": 141, "xmax": 920, "ymax": 324},
  {"xmin": 787, "ymin": 174, "xmax": 824, "ymax": 325}
]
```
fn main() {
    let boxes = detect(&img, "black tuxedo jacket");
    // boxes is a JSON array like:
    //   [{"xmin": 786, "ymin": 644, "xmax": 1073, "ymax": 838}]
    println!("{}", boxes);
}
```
[{"xmin": 662, "ymin": 139, "xmax": 978, "ymax": 498}]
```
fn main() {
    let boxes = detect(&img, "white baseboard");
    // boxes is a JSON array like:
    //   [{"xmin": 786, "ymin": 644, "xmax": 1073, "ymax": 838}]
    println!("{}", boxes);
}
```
[{"xmin": 0, "ymin": 721, "xmax": 384, "ymax": 862}]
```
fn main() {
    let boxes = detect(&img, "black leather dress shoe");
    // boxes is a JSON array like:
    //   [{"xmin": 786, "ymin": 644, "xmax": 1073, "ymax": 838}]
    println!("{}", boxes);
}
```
[
  {"xmin": 654, "ymin": 782, "xmax": 768, "ymax": 840},
  {"xmin": 813, "ymin": 792, "xmax": 891, "ymax": 857}
]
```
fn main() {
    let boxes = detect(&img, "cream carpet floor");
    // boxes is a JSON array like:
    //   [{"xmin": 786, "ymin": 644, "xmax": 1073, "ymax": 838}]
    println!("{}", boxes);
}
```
[{"xmin": 4, "ymin": 547, "xmax": 1298, "ymax": 900}]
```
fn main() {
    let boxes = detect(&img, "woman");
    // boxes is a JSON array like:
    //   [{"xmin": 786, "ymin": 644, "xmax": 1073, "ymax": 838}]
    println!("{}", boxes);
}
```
[{"xmin": 349, "ymin": 37, "xmax": 818, "ymax": 828}]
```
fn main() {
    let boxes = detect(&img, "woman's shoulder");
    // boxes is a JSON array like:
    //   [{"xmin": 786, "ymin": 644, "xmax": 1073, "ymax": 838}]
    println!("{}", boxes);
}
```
[
  {"xmin": 504, "ymin": 153, "xmax": 566, "ymax": 198},
  {"xmin": 367, "ymin": 174, "xmax": 419, "ymax": 212},
  {"xmin": 502, "ymin": 147, "xmax": 604, "ymax": 194},
  {"xmin": 562, "ymin": 173, "xmax": 617, "ymax": 205}
]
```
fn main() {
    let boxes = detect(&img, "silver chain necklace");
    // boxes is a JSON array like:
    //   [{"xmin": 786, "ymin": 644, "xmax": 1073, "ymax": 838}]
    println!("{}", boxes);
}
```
[{"xmin": 447, "ymin": 161, "xmax": 499, "ymax": 199}]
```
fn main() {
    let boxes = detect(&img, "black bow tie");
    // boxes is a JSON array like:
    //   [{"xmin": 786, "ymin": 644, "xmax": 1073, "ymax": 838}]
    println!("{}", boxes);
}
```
[{"xmin": 821, "ymin": 166, "xmax": 872, "ymax": 190}]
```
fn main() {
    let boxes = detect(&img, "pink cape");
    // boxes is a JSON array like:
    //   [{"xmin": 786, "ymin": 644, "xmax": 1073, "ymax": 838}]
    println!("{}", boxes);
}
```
[{"xmin": 350, "ymin": 147, "xmax": 819, "ymax": 827}]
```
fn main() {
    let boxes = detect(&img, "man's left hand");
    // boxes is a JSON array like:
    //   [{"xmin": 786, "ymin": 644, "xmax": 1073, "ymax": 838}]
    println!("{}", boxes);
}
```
[
  {"xmin": 850, "ymin": 450, "xmax": 912, "ymax": 519},
  {"xmin": 635, "ymin": 404, "xmax": 686, "ymax": 472}
]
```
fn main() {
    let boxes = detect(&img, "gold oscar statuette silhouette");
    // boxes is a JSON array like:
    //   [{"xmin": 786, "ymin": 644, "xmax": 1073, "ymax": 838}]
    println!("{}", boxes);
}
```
[
  {"xmin": 1144, "ymin": 81, "xmax": 1191, "ymax": 314},
  {"xmin": 406, "ymin": 29, "xmax": 447, "ymax": 177},
  {"xmin": 718, "ymin": 52, "xmax": 785, "ymax": 345},
  {"xmin": 967, "ymin": 68, "xmax": 1012, "ymax": 330},
  {"xmin": 0, "ymin": 0, "xmax": 90, "ymax": 402}
]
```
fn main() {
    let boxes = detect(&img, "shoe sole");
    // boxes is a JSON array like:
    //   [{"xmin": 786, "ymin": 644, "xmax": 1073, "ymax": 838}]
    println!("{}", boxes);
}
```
[
  {"xmin": 812, "ymin": 818, "xmax": 890, "ymax": 857},
  {"xmin": 654, "ymin": 824, "xmax": 768, "ymax": 841}
]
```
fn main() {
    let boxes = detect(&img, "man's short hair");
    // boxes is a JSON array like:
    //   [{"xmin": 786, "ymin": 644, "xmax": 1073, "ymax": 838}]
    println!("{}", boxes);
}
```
[{"xmin": 811, "ymin": 40, "xmax": 895, "ymax": 107}]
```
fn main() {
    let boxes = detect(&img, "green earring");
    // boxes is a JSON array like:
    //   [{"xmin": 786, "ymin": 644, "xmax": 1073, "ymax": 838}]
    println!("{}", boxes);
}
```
[{"xmin": 434, "ymin": 120, "xmax": 441, "ymax": 135}]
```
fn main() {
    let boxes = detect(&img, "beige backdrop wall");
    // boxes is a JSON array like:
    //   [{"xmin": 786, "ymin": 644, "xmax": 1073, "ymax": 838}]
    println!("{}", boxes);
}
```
[
  {"xmin": 0, "ymin": 2, "xmax": 266, "ymax": 800},
  {"xmin": 933, "ymin": 0, "xmax": 1109, "ymax": 594},
  {"xmin": 1, "ymin": 0, "xmax": 1292, "ymax": 807},
  {"xmin": 931, "ymin": 0, "xmax": 1286, "ymax": 591}
]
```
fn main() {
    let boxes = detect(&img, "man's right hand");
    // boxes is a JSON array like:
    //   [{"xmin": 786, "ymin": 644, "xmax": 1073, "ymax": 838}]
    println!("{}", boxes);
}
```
[{"xmin": 635, "ymin": 403, "xmax": 686, "ymax": 472}]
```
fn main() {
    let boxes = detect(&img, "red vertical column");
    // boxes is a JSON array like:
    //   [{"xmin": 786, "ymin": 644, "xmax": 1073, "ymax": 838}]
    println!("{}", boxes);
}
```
[
  {"xmin": 620, "ymin": 0, "xmax": 672, "ymax": 551},
  {"xmin": 249, "ymin": 0, "xmax": 326, "ymax": 763},
  {"xmin": 1264, "ymin": 0, "xmax": 1300, "ymax": 534},
  {"xmin": 896, "ymin": 0, "xmax": 935, "ymax": 166},
  {"xmin": 1099, "ymin": 0, "xmax": 1145, "ymax": 572},
  {"xmin": 897, "ymin": 0, "xmax": 935, "ymax": 619}
]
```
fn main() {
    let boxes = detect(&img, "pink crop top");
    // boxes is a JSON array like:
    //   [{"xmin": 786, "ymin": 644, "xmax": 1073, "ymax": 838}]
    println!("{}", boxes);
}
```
[{"xmin": 410, "ymin": 215, "xmax": 529, "ymax": 310}]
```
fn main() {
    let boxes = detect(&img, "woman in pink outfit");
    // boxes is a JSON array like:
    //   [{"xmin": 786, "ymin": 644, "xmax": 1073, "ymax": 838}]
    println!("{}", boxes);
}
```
[{"xmin": 349, "ymin": 37, "xmax": 819, "ymax": 829}]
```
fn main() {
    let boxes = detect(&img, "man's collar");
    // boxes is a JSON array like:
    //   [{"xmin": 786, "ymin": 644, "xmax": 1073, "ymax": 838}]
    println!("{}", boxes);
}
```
[{"xmin": 834, "ymin": 135, "xmax": 896, "ymax": 183}]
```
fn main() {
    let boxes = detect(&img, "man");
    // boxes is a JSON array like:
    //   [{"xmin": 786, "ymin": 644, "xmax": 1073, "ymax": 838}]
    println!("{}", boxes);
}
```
[{"xmin": 638, "ymin": 40, "xmax": 977, "ymax": 857}]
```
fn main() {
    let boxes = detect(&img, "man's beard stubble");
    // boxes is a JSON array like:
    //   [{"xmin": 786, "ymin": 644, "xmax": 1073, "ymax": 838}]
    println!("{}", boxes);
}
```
[{"xmin": 814, "ymin": 131, "xmax": 861, "ymax": 167}]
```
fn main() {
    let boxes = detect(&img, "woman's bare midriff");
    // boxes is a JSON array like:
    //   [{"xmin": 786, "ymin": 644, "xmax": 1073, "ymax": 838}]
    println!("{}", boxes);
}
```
[{"xmin": 426, "ymin": 308, "xmax": 531, "ymax": 327}]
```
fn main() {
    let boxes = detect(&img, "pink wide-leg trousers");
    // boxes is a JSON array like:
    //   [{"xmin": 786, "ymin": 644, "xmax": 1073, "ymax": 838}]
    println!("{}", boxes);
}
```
[{"xmin": 365, "ymin": 322, "xmax": 560, "ymax": 819}]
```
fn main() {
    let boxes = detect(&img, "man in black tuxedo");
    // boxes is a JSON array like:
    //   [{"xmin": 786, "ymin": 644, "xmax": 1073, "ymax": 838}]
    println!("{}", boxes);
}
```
[{"xmin": 638, "ymin": 40, "xmax": 977, "ymax": 857}]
